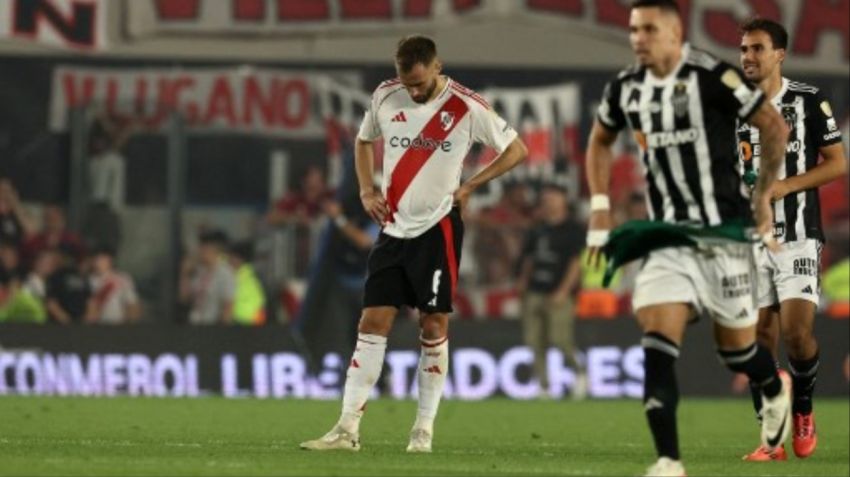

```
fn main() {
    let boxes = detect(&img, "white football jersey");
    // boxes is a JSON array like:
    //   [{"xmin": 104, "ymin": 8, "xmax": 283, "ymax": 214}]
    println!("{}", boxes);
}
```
[{"xmin": 358, "ymin": 76, "xmax": 518, "ymax": 238}]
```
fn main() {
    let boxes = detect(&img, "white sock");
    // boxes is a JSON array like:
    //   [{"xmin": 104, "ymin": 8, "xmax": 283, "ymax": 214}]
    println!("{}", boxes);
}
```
[
  {"xmin": 413, "ymin": 336, "xmax": 449, "ymax": 434},
  {"xmin": 338, "ymin": 333, "xmax": 387, "ymax": 434}
]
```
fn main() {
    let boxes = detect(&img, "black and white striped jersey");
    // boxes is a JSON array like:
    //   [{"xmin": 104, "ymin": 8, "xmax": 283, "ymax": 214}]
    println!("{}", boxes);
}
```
[
  {"xmin": 597, "ymin": 43, "xmax": 765, "ymax": 228},
  {"xmin": 737, "ymin": 78, "xmax": 843, "ymax": 243}
]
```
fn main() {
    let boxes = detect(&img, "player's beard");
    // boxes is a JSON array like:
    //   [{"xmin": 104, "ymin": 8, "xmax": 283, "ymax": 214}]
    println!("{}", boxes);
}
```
[{"xmin": 411, "ymin": 79, "xmax": 438, "ymax": 104}]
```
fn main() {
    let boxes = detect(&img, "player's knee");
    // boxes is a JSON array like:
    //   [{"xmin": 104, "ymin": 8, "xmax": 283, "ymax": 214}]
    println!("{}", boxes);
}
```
[
  {"xmin": 782, "ymin": 326, "xmax": 814, "ymax": 356},
  {"xmin": 419, "ymin": 315, "xmax": 448, "ymax": 340},
  {"xmin": 358, "ymin": 311, "xmax": 394, "ymax": 336}
]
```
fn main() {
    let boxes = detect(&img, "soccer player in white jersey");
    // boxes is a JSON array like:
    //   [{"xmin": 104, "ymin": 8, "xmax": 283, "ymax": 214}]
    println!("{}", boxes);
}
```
[
  {"xmin": 300, "ymin": 35, "xmax": 527, "ymax": 453},
  {"xmin": 737, "ymin": 17, "xmax": 847, "ymax": 462},
  {"xmin": 586, "ymin": 1, "xmax": 793, "ymax": 475}
]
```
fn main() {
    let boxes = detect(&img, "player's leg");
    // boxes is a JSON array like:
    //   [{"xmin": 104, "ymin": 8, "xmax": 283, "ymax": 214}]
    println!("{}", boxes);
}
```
[
  {"xmin": 631, "ymin": 247, "xmax": 697, "ymax": 476},
  {"xmin": 406, "ymin": 208, "xmax": 463, "ymax": 452},
  {"xmin": 704, "ymin": 241, "xmax": 790, "ymax": 455},
  {"xmin": 741, "ymin": 305, "xmax": 787, "ymax": 461},
  {"xmin": 747, "ymin": 306, "xmax": 780, "ymax": 421},
  {"xmin": 521, "ymin": 293, "xmax": 548, "ymax": 395},
  {"xmin": 635, "ymin": 303, "xmax": 690, "ymax": 466},
  {"xmin": 772, "ymin": 239, "xmax": 822, "ymax": 458},
  {"xmin": 409, "ymin": 310, "xmax": 449, "ymax": 452},
  {"xmin": 301, "ymin": 234, "xmax": 407, "ymax": 451},
  {"xmin": 779, "ymin": 299, "xmax": 819, "ymax": 457}
]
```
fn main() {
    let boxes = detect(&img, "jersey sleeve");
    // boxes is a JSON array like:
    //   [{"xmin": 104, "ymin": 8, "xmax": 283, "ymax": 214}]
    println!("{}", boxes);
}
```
[
  {"xmin": 470, "ymin": 101, "xmax": 518, "ymax": 154},
  {"xmin": 357, "ymin": 88, "xmax": 383, "ymax": 142},
  {"xmin": 596, "ymin": 78, "xmax": 627, "ymax": 132},
  {"xmin": 702, "ymin": 63, "xmax": 765, "ymax": 121},
  {"xmin": 806, "ymin": 90, "xmax": 843, "ymax": 148}
]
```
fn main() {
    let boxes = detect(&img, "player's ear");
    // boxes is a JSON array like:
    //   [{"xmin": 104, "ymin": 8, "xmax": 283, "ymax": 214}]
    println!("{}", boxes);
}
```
[
  {"xmin": 776, "ymin": 48, "xmax": 786, "ymax": 64},
  {"xmin": 432, "ymin": 59, "xmax": 442, "ymax": 74}
]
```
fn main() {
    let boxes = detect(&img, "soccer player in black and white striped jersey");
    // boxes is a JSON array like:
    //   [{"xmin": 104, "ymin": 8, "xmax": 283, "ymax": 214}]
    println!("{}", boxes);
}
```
[
  {"xmin": 737, "ymin": 18, "xmax": 847, "ymax": 462},
  {"xmin": 585, "ymin": 1, "xmax": 793, "ymax": 475}
]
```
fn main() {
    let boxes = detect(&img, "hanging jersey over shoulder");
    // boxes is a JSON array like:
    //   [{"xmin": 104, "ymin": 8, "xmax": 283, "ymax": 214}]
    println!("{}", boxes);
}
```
[
  {"xmin": 357, "ymin": 76, "xmax": 518, "ymax": 239},
  {"xmin": 597, "ymin": 43, "xmax": 765, "ymax": 228},
  {"xmin": 737, "ymin": 78, "xmax": 843, "ymax": 243}
]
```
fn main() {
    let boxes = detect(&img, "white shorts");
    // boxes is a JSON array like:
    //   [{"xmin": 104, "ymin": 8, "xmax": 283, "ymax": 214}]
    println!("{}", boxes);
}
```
[
  {"xmin": 755, "ymin": 239, "xmax": 822, "ymax": 309},
  {"xmin": 632, "ymin": 241, "xmax": 757, "ymax": 329}
]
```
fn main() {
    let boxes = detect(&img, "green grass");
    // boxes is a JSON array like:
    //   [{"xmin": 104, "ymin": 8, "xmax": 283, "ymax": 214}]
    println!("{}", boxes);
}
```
[{"xmin": 0, "ymin": 397, "xmax": 847, "ymax": 476}]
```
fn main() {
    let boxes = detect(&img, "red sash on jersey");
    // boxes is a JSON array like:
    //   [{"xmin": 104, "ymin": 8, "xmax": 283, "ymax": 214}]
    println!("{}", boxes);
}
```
[{"xmin": 385, "ymin": 94, "xmax": 470, "ymax": 221}]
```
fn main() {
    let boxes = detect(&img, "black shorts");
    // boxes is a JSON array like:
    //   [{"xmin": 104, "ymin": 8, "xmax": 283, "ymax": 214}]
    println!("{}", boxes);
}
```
[{"xmin": 363, "ymin": 208, "xmax": 463, "ymax": 314}]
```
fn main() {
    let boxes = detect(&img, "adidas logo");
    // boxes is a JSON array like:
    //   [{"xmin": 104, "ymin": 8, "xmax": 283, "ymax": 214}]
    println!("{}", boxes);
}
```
[
  {"xmin": 644, "ymin": 397, "xmax": 664, "ymax": 411},
  {"xmin": 391, "ymin": 111, "xmax": 407, "ymax": 122},
  {"xmin": 801, "ymin": 285, "xmax": 813, "ymax": 294},
  {"xmin": 424, "ymin": 365, "xmax": 442, "ymax": 375},
  {"xmin": 736, "ymin": 308, "xmax": 750, "ymax": 319}
]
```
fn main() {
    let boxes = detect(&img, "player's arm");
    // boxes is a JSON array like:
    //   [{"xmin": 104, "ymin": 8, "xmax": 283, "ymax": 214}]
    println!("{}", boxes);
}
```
[
  {"xmin": 356, "ymin": 88, "xmax": 389, "ymax": 226},
  {"xmin": 773, "ymin": 142, "xmax": 847, "ymax": 200},
  {"xmin": 748, "ymin": 101, "xmax": 789, "ymax": 248},
  {"xmin": 355, "ymin": 138, "xmax": 389, "ymax": 226},
  {"xmin": 455, "ymin": 137, "xmax": 527, "ymax": 208},
  {"xmin": 585, "ymin": 119, "xmax": 619, "ymax": 265}
]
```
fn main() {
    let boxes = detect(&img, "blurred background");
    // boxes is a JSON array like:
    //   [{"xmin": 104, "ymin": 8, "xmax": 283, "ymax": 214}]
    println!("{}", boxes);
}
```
[{"xmin": 0, "ymin": 0, "xmax": 847, "ymax": 400}]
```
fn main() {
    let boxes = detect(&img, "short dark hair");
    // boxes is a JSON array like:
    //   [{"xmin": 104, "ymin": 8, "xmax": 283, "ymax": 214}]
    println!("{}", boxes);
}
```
[
  {"xmin": 199, "ymin": 229, "xmax": 229, "ymax": 247},
  {"xmin": 395, "ymin": 35, "xmax": 437, "ymax": 73},
  {"xmin": 631, "ymin": 0, "xmax": 681, "ymax": 15},
  {"xmin": 740, "ymin": 17, "xmax": 788, "ymax": 50}
]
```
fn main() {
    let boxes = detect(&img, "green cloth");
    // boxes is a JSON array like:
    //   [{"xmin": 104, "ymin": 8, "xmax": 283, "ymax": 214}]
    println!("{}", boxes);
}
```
[
  {"xmin": 601, "ymin": 220, "xmax": 754, "ymax": 288},
  {"xmin": 0, "ymin": 289, "xmax": 47, "ymax": 324},
  {"xmin": 822, "ymin": 258, "xmax": 850, "ymax": 302},
  {"xmin": 232, "ymin": 264, "xmax": 266, "ymax": 325}
]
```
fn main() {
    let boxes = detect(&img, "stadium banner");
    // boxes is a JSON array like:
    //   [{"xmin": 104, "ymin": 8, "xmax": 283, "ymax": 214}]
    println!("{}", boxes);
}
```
[
  {"xmin": 0, "ymin": 318, "xmax": 846, "ymax": 399},
  {"xmin": 124, "ymin": 0, "xmax": 848, "ymax": 67},
  {"xmin": 48, "ymin": 66, "xmax": 369, "ymax": 136},
  {"xmin": 0, "ymin": 0, "xmax": 109, "ymax": 51}
]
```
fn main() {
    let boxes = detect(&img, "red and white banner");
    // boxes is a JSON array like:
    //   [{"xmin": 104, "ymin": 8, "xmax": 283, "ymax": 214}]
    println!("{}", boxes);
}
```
[
  {"xmin": 124, "ymin": 0, "xmax": 847, "ymax": 68},
  {"xmin": 48, "ymin": 66, "xmax": 369, "ymax": 137},
  {"xmin": 0, "ymin": 0, "xmax": 108, "ymax": 51}
]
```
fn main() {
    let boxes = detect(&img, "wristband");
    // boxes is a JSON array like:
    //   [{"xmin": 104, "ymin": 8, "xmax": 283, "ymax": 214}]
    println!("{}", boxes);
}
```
[
  {"xmin": 334, "ymin": 215, "xmax": 349, "ymax": 228},
  {"xmin": 590, "ymin": 194, "xmax": 611, "ymax": 212},
  {"xmin": 586, "ymin": 229, "xmax": 610, "ymax": 247}
]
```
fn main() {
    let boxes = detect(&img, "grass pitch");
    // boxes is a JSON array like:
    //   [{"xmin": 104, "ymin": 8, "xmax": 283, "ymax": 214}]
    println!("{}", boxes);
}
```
[{"xmin": 0, "ymin": 396, "xmax": 847, "ymax": 476}]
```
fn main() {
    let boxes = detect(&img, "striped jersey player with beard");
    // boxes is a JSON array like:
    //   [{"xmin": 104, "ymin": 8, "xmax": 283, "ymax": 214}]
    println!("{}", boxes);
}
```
[
  {"xmin": 301, "ymin": 35, "xmax": 527, "ymax": 453},
  {"xmin": 586, "ymin": 2, "xmax": 793, "ymax": 475},
  {"xmin": 737, "ymin": 18, "xmax": 846, "ymax": 462}
]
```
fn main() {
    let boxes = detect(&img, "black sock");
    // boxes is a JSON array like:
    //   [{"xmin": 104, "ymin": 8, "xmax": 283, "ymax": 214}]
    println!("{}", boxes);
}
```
[
  {"xmin": 718, "ymin": 343, "xmax": 781, "ymax": 399},
  {"xmin": 641, "ymin": 332, "xmax": 680, "ymax": 460},
  {"xmin": 789, "ymin": 349, "xmax": 819, "ymax": 415},
  {"xmin": 749, "ymin": 359, "xmax": 778, "ymax": 421}
]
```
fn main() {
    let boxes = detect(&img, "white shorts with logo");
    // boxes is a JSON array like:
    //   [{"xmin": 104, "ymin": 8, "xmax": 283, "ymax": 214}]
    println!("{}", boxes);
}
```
[
  {"xmin": 755, "ymin": 238, "xmax": 821, "ymax": 309},
  {"xmin": 632, "ymin": 240, "xmax": 757, "ymax": 329}
]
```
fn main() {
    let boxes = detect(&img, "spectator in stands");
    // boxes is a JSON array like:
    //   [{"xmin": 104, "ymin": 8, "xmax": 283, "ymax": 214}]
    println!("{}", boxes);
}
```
[
  {"xmin": 180, "ymin": 229, "xmax": 235, "ymax": 325},
  {"xmin": 266, "ymin": 165, "xmax": 333, "ymax": 276},
  {"xmin": 516, "ymin": 184, "xmax": 586, "ymax": 399},
  {"xmin": 0, "ymin": 267, "xmax": 46, "ymax": 324},
  {"xmin": 473, "ymin": 181, "xmax": 533, "ymax": 285},
  {"xmin": 0, "ymin": 178, "xmax": 36, "ymax": 247},
  {"xmin": 45, "ymin": 244, "xmax": 95, "ymax": 324},
  {"xmin": 21, "ymin": 205, "xmax": 85, "ymax": 268},
  {"xmin": 0, "ymin": 238, "xmax": 24, "ymax": 280},
  {"xmin": 22, "ymin": 248, "xmax": 58, "ymax": 302},
  {"xmin": 89, "ymin": 245, "xmax": 141, "ymax": 324},
  {"xmin": 266, "ymin": 165, "xmax": 332, "ymax": 226},
  {"xmin": 227, "ymin": 241, "xmax": 266, "ymax": 326},
  {"xmin": 82, "ymin": 111, "xmax": 134, "ymax": 253}
]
